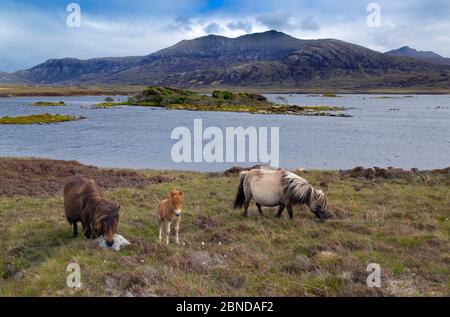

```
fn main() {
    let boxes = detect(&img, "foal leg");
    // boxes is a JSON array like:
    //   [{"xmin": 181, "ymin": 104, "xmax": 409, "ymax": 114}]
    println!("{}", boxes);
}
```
[
  {"xmin": 175, "ymin": 217, "xmax": 181, "ymax": 245},
  {"xmin": 287, "ymin": 205, "xmax": 294, "ymax": 220},
  {"xmin": 165, "ymin": 221, "xmax": 171, "ymax": 245},
  {"xmin": 275, "ymin": 204, "xmax": 285, "ymax": 218},
  {"xmin": 158, "ymin": 222, "xmax": 163, "ymax": 243},
  {"xmin": 256, "ymin": 203, "xmax": 264, "ymax": 216}
]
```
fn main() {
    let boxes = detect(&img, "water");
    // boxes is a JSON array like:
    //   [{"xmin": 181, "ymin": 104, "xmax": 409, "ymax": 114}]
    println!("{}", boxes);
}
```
[{"xmin": 0, "ymin": 94, "xmax": 449, "ymax": 171}]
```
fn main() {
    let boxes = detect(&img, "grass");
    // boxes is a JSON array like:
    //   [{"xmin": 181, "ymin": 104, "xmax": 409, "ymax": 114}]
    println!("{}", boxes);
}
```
[
  {"xmin": 322, "ymin": 93, "xmax": 342, "ymax": 98},
  {"xmin": 31, "ymin": 101, "xmax": 66, "ymax": 107},
  {"xmin": 92, "ymin": 101, "xmax": 130, "ymax": 108},
  {"xmin": 0, "ymin": 113, "xmax": 85, "ymax": 124},
  {"xmin": 0, "ymin": 165, "xmax": 448, "ymax": 296},
  {"xmin": 0, "ymin": 85, "xmax": 145, "ymax": 97},
  {"xmin": 1, "ymin": 85, "xmax": 449, "ymax": 97},
  {"xmin": 165, "ymin": 103, "xmax": 350, "ymax": 116}
]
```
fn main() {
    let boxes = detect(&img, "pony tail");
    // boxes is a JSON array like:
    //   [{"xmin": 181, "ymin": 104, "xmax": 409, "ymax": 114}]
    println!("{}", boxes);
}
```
[{"xmin": 234, "ymin": 172, "xmax": 247, "ymax": 209}]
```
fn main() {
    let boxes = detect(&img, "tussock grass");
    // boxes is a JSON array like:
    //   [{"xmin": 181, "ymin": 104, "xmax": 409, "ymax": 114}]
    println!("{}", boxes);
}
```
[
  {"xmin": 0, "ymin": 113, "xmax": 85, "ymax": 125},
  {"xmin": 0, "ymin": 85, "xmax": 145, "ymax": 97},
  {"xmin": 92, "ymin": 102, "xmax": 130, "ymax": 108},
  {"xmin": 0, "ymin": 168, "xmax": 448, "ymax": 296},
  {"xmin": 1, "ymin": 85, "xmax": 448, "ymax": 97},
  {"xmin": 322, "ymin": 93, "xmax": 342, "ymax": 98},
  {"xmin": 31, "ymin": 101, "xmax": 66, "ymax": 107}
]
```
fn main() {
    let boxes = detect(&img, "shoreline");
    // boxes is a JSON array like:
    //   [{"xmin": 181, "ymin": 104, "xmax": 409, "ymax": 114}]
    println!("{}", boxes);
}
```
[
  {"xmin": 0, "ymin": 85, "xmax": 449, "ymax": 97},
  {"xmin": 1, "ymin": 156, "xmax": 448, "ymax": 176}
]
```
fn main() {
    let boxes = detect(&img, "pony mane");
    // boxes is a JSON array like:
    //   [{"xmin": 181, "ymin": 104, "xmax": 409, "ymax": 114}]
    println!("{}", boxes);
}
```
[
  {"xmin": 281, "ymin": 170, "xmax": 314, "ymax": 205},
  {"xmin": 79, "ymin": 180, "xmax": 103, "ymax": 215},
  {"xmin": 312, "ymin": 188, "xmax": 327, "ymax": 210},
  {"xmin": 79, "ymin": 179, "xmax": 109, "ymax": 237}
]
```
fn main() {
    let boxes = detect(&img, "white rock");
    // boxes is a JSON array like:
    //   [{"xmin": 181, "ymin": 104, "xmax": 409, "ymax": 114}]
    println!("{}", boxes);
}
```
[{"xmin": 97, "ymin": 234, "xmax": 131, "ymax": 251}]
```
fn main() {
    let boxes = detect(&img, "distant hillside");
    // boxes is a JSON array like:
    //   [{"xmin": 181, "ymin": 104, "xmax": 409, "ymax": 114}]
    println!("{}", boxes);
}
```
[
  {"xmin": 2, "ymin": 31, "xmax": 449, "ymax": 90},
  {"xmin": 386, "ymin": 46, "xmax": 450, "ymax": 66},
  {"xmin": 10, "ymin": 56, "xmax": 143, "ymax": 85}
]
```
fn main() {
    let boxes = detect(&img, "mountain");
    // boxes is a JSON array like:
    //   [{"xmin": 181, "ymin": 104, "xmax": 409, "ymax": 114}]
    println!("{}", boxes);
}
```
[
  {"xmin": 3, "ymin": 31, "xmax": 450, "ymax": 90},
  {"xmin": 386, "ymin": 46, "xmax": 450, "ymax": 66},
  {"xmin": 0, "ymin": 71, "xmax": 21, "ymax": 83},
  {"xmin": 10, "ymin": 56, "xmax": 143, "ymax": 84}
]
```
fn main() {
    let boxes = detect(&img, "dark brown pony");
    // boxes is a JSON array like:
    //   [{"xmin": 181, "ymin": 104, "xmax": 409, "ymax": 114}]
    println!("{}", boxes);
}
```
[{"xmin": 64, "ymin": 176, "xmax": 120, "ymax": 247}]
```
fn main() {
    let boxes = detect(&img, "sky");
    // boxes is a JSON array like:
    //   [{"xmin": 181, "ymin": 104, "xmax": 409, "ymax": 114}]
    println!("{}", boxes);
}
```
[{"xmin": 0, "ymin": 0, "xmax": 449, "ymax": 72}]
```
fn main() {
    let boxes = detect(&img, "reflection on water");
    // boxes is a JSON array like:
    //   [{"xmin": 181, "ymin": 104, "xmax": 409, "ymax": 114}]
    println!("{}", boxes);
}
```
[{"xmin": 0, "ymin": 94, "xmax": 449, "ymax": 171}]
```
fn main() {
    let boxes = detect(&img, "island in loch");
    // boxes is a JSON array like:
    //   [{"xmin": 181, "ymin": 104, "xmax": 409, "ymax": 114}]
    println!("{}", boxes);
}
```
[{"xmin": 93, "ymin": 87, "xmax": 351, "ymax": 117}]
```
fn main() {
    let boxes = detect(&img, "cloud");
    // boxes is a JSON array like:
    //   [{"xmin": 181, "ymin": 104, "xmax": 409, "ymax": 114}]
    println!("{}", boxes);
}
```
[
  {"xmin": 227, "ymin": 21, "xmax": 253, "ymax": 33},
  {"xmin": 1, "ymin": 0, "xmax": 450, "ymax": 72},
  {"xmin": 256, "ymin": 11, "xmax": 320, "ymax": 32},
  {"xmin": 256, "ymin": 11, "xmax": 292, "ymax": 30},
  {"xmin": 300, "ymin": 17, "xmax": 320, "ymax": 31},
  {"xmin": 0, "ymin": 7, "xmax": 184, "ymax": 72},
  {"xmin": 204, "ymin": 22, "xmax": 223, "ymax": 34},
  {"xmin": 164, "ymin": 16, "xmax": 198, "ymax": 32}
]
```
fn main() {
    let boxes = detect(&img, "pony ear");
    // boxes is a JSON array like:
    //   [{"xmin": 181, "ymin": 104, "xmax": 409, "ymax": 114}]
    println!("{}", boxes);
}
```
[{"xmin": 179, "ymin": 190, "xmax": 183, "ymax": 196}]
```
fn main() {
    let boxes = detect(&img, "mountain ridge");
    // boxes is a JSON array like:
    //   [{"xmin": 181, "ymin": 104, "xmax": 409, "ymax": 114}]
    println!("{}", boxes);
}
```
[
  {"xmin": 386, "ymin": 46, "xmax": 450, "ymax": 66},
  {"xmin": 2, "ymin": 30, "xmax": 449, "ymax": 90}
]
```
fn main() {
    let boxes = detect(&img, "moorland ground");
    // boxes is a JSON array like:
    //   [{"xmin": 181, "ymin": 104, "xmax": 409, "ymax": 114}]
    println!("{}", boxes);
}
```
[
  {"xmin": 0, "ymin": 158, "xmax": 448, "ymax": 296},
  {"xmin": 1, "ymin": 85, "xmax": 449, "ymax": 97}
]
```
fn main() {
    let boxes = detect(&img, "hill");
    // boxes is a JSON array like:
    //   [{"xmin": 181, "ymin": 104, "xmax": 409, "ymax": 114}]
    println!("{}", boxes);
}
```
[{"xmin": 386, "ymin": 46, "xmax": 450, "ymax": 66}]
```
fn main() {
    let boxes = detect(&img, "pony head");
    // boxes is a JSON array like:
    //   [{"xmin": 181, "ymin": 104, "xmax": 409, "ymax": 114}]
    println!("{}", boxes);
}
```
[
  {"xmin": 170, "ymin": 189, "xmax": 183, "ymax": 217},
  {"xmin": 94, "ymin": 201, "xmax": 120, "ymax": 247},
  {"xmin": 309, "ymin": 189, "xmax": 329, "ymax": 220}
]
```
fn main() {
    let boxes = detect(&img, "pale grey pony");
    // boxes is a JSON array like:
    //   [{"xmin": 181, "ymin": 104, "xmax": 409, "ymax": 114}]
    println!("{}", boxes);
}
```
[{"xmin": 234, "ymin": 168, "xmax": 329, "ymax": 220}]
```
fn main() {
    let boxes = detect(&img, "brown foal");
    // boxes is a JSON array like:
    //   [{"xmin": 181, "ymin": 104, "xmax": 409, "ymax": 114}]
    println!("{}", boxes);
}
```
[{"xmin": 156, "ymin": 189, "xmax": 183, "ymax": 244}]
